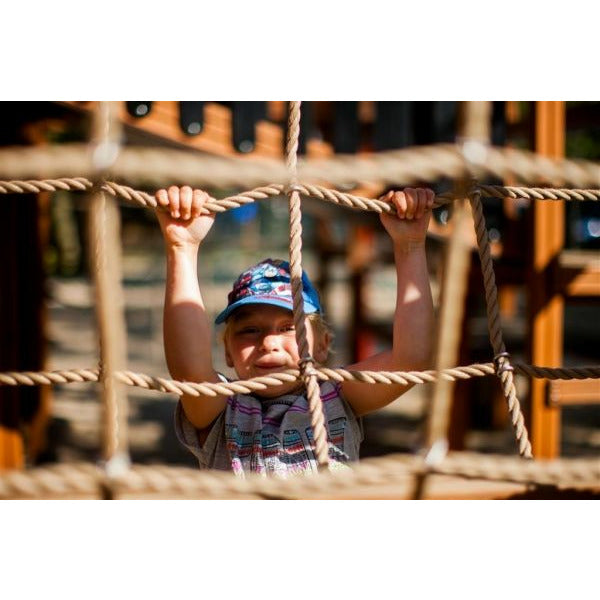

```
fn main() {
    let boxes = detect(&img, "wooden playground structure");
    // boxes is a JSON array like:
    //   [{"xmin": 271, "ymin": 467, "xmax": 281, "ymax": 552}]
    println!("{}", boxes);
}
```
[{"xmin": 0, "ymin": 101, "xmax": 598, "ymax": 499}]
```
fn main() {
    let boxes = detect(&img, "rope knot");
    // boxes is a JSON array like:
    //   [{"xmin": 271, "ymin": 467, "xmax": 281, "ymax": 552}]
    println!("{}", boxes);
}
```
[
  {"xmin": 494, "ymin": 351, "xmax": 514, "ymax": 375},
  {"xmin": 298, "ymin": 356, "xmax": 319, "ymax": 378},
  {"xmin": 285, "ymin": 183, "xmax": 303, "ymax": 195}
]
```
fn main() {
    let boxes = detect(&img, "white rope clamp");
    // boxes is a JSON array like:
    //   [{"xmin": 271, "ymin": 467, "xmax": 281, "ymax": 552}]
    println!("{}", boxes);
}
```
[{"xmin": 494, "ymin": 351, "xmax": 515, "ymax": 375}]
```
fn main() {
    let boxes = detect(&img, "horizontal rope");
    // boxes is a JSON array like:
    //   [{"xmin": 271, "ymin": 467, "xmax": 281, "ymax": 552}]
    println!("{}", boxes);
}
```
[
  {"xmin": 1, "ymin": 143, "xmax": 600, "ymax": 190},
  {"xmin": 476, "ymin": 185, "xmax": 600, "ymax": 202},
  {"xmin": 0, "ymin": 451, "xmax": 597, "ymax": 499},
  {"xmin": 0, "ymin": 178, "xmax": 438, "ymax": 213},
  {"xmin": 1, "ymin": 363, "xmax": 598, "ymax": 396},
  {"xmin": 2, "ymin": 177, "xmax": 599, "ymax": 230}
]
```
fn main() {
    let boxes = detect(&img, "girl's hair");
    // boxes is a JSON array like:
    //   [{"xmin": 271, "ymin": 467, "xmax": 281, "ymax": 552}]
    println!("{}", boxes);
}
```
[
  {"xmin": 307, "ymin": 313, "xmax": 334, "ymax": 362},
  {"xmin": 221, "ymin": 310, "xmax": 334, "ymax": 363}
]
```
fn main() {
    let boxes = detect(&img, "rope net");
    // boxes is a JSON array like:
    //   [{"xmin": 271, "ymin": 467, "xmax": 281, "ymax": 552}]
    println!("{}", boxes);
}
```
[{"xmin": 0, "ymin": 101, "xmax": 598, "ymax": 499}]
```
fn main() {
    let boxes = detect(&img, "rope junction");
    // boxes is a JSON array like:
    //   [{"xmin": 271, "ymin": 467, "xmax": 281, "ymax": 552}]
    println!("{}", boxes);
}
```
[
  {"xmin": 284, "ymin": 102, "xmax": 329, "ymax": 468},
  {"xmin": 0, "ymin": 102, "xmax": 598, "ymax": 498}
]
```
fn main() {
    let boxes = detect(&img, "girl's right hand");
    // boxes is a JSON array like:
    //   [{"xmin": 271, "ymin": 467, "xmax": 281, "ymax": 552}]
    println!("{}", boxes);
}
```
[{"xmin": 155, "ymin": 186, "xmax": 215, "ymax": 248}]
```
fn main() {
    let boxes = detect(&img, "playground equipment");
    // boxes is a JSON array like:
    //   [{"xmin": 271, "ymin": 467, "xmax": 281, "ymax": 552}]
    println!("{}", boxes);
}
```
[{"xmin": 0, "ymin": 101, "xmax": 598, "ymax": 499}]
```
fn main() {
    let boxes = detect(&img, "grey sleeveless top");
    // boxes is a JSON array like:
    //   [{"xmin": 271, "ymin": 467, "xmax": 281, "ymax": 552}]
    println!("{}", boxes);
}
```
[{"xmin": 175, "ymin": 380, "xmax": 363, "ymax": 478}]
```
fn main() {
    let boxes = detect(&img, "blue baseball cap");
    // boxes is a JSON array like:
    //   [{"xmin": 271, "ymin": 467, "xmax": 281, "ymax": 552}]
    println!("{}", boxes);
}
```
[{"xmin": 215, "ymin": 258, "xmax": 322, "ymax": 324}]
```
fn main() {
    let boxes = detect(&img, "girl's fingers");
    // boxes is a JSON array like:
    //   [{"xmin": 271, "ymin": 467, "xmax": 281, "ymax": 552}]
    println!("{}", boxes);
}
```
[
  {"xmin": 415, "ymin": 188, "xmax": 428, "ymax": 219},
  {"xmin": 156, "ymin": 188, "xmax": 169, "ymax": 208},
  {"xmin": 392, "ymin": 191, "xmax": 407, "ymax": 218},
  {"xmin": 404, "ymin": 188, "xmax": 417, "ymax": 219},
  {"xmin": 179, "ymin": 186, "xmax": 193, "ymax": 220},
  {"xmin": 191, "ymin": 189, "xmax": 206, "ymax": 219},
  {"xmin": 427, "ymin": 188, "xmax": 435, "ymax": 210},
  {"xmin": 156, "ymin": 186, "xmax": 211, "ymax": 220},
  {"xmin": 167, "ymin": 186, "xmax": 181, "ymax": 219},
  {"xmin": 388, "ymin": 188, "xmax": 435, "ymax": 220}
]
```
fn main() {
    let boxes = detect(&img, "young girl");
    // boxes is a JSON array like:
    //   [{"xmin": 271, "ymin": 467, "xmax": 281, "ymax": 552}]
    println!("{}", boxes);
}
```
[{"xmin": 155, "ymin": 186, "xmax": 435, "ymax": 477}]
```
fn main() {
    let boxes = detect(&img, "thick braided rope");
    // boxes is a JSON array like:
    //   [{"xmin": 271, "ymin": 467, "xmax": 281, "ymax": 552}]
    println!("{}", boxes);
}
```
[
  {"xmin": 88, "ymin": 103, "xmax": 130, "ymax": 472},
  {"xmin": 1, "ymin": 124, "xmax": 596, "ymax": 490},
  {"xmin": 90, "ymin": 192, "xmax": 120, "ymax": 461},
  {"xmin": 2, "ymin": 363, "xmax": 597, "ymax": 395},
  {"xmin": 285, "ymin": 102, "xmax": 329, "ymax": 468},
  {"xmin": 0, "ymin": 452, "xmax": 597, "ymax": 499},
  {"xmin": 424, "ymin": 194, "xmax": 473, "ymax": 453},
  {"xmin": 3, "ymin": 179, "xmax": 600, "ymax": 218},
  {"xmin": 470, "ymin": 192, "xmax": 533, "ymax": 458},
  {"xmin": 476, "ymin": 185, "xmax": 600, "ymax": 202},
  {"xmin": 413, "ymin": 190, "xmax": 474, "ymax": 500},
  {"xmin": 2, "ymin": 143, "xmax": 600, "ymax": 189},
  {"xmin": 417, "ymin": 104, "xmax": 493, "ymax": 499}
]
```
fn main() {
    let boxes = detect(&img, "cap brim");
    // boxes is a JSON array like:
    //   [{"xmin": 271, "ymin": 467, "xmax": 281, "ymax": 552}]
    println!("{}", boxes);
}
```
[{"xmin": 214, "ymin": 295, "xmax": 320, "ymax": 324}]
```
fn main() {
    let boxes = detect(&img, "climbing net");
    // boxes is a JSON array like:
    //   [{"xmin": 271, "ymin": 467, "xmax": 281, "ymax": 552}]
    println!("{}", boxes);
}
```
[{"xmin": 0, "ymin": 101, "xmax": 598, "ymax": 499}]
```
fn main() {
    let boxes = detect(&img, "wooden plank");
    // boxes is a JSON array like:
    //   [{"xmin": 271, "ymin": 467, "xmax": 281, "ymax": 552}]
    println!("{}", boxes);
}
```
[
  {"xmin": 549, "ymin": 379, "xmax": 600, "ymax": 406},
  {"xmin": 556, "ymin": 250, "xmax": 600, "ymax": 297},
  {"xmin": 119, "ymin": 101, "xmax": 234, "ymax": 154},
  {"xmin": 255, "ymin": 121, "xmax": 284, "ymax": 158},
  {"xmin": 558, "ymin": 267, "xmax": 600, "ymax": 297},
  {"xmin": 63, "ymin": 101, "xmax": 285, "ymax": 159},
  {"xmin": 267, "ymin": 101, "xmax": 286, "ymax": 122},
  {"xmin": 526, "ymin": 101, "xmax": 565, "ymax": 459},
  {"xmin": 306, "ymin": 138, "xmax": 334, "ymax": 158}
]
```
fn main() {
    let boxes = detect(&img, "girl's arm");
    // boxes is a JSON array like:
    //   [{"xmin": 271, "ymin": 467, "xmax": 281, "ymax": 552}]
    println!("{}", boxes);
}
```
[
  {"xmin": 157, "ymin": 186, "xmax": 228, "ymax": 429},
  {"xmin": 341, "ymin": 188, "xmax": 436, "ymax": 417}
]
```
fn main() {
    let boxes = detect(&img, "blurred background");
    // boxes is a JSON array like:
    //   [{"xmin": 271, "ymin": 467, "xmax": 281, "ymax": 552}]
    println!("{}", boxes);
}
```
[{"xmin": 0, "ymin": 101, "xmax": 598, "ymax": 471}]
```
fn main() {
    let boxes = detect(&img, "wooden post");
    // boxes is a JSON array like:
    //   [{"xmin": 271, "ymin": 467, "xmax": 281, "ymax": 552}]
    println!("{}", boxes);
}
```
[
  {"xmin": 526, "ymin": 101, "xmax": 565, "ymax": 458},
  {"xmin": 0, "ymin": 104, "xmax": 50, "ymax": 470}
]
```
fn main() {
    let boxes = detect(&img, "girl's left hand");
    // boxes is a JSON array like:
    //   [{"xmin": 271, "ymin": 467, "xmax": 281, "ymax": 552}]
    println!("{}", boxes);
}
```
[{"xmin": 379, "ymin": 188, "xmax": 434, "ymax": 252}]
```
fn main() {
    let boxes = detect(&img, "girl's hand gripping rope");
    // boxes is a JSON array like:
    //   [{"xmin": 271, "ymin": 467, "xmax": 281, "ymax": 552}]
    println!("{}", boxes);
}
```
[
  {"xmin": 379, "ymin": 188, "xmax": 434, "ymax": 252},
  {"xmin": 155, "ymin": 186, "xmax": 215, "ymax": 248}
]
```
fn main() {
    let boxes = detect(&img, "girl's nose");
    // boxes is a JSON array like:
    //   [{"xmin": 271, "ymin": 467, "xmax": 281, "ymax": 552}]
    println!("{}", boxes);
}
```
[{"xmin": 261, "ymin": 333, "xmax": 281, "ymax": 351}]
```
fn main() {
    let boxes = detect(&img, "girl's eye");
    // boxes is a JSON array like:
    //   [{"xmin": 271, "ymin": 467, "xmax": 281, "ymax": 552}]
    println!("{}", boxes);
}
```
[
  {"xmin": 281, "ymin": 325, "xmax": 295, "ymax": 333},
  {"xmin": 237, "ymin": 326, "xmax": 259, "ymax": 335}
]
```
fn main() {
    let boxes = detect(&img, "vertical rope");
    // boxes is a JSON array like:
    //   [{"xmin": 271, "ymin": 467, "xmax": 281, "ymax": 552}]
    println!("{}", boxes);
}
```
[
  {"xmin": 469, "ymin": 194, "xmax": 533, "ymax": 458},
  {"xmin": 414, "ymin": 102, "xmax": 493, "ymax": 498},
  {"xmin": 88, "ymin": 102, "xmax": 131, "ymax": 486},
  {"xmin": 413, "ymin": 192, "xmax": 473, "ymax": 499},
  {"xmin": 285, "ymin": 101, "xmax": 329, "ymax": 469},
  {"xmin": 423, "ymin": 193, "xmax": 473, "ymax": 449}
]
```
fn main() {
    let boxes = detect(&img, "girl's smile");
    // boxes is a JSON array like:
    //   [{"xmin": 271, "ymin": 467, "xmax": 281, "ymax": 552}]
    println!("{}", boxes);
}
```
[{"xmin": 224, "ymin": 304, "xmax": 325, "ymax": 397}]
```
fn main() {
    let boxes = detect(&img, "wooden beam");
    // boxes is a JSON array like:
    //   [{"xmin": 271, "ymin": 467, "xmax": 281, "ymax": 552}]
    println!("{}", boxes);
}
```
[
  {"xmin": 526, "ymin": 101, "xmax": 565, "ymax": 459},
  {"xmin": 0, "ymin": 105, "xmax": 51, "ymax": 470},
  {"xmin": 549, "ymin": 379, "xmax": 600, "ymax": 406},
  {"xmin": 556, "ymin": 250, "xmax": 600, "ymax": 297}
]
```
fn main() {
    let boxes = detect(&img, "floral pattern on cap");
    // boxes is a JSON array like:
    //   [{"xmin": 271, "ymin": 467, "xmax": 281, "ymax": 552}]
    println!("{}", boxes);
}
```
[{"xmin": 215, "ymin": 258, "xmax": 322, "ymax": 324}]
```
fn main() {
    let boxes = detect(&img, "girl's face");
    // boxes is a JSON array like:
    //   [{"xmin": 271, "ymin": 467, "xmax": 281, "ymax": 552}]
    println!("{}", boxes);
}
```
[{"xmin": 224, "ymin": 304, "xmax": 328, "ymax": 397}]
